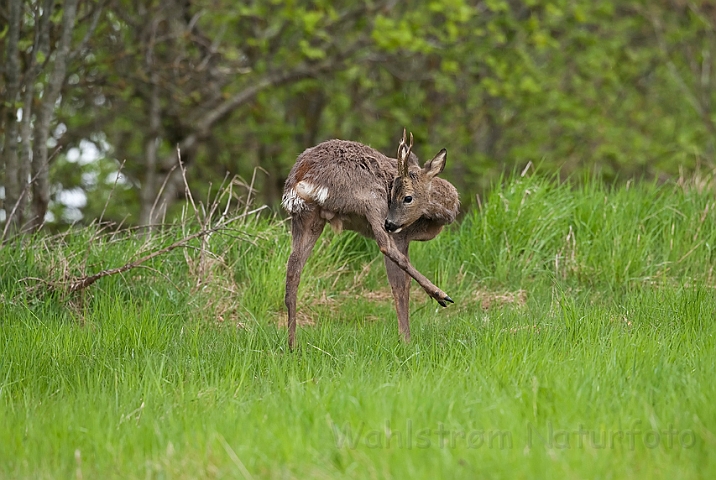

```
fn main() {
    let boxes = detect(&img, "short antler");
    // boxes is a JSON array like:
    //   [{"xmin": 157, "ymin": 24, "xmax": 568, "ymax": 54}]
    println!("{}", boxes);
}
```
[{"xmin": 397, "ymin": 128, "xmax": 413, "ymax": 178}]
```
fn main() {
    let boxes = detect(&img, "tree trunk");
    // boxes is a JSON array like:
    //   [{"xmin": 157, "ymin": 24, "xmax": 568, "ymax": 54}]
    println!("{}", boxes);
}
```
[
  {"xmin": 17, "ymin": 82, "xmax": 35, "ymax": 230},
  {"xmin": 138, "ymin": 79, "xmax": 162, "ymax": 229},
  {"xmin": 18, "ymin": 0, "xmax": 55, "ymax": 229},
  {"xmin": 138, "ymin": 18, "xmax": 162, "ymax": 230},
  {"xmin": 2, "ymin": 0, "xmax": 22, "ymax": 238},
  {"xmin": 29, "ymin": 0, "xmax": 79, "ymax": 231}
]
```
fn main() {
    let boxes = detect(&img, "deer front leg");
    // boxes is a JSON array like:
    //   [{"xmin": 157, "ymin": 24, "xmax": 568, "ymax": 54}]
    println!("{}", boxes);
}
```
[
  {"xmin": 285, "ymin": 210, "xmax": 325, "ymax": 349},
  {"xmin": 384, "ymin": 237, "xmax": 411, "ymax": 341},
  {"xmin": 370, "ymin": 219, "xmax": 453, "ymax": 307}
]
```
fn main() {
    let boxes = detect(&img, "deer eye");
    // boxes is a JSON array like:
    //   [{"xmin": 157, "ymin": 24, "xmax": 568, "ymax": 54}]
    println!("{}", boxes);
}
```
[{"xmin": 403, "ymin": 196, "xmax": 413, "ymax": 204}]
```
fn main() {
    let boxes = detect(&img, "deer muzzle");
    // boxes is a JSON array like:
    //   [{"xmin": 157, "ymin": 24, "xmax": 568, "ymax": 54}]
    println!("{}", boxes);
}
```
[{"xmin": 384, "ymin": 219, "xmax": 403, "ymax": 233}]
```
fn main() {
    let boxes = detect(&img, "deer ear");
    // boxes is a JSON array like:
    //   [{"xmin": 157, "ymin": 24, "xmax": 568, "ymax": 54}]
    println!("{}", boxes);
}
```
[{"xmin": 423, "ymin": 149, "xmax": 447, "ymax": 178}]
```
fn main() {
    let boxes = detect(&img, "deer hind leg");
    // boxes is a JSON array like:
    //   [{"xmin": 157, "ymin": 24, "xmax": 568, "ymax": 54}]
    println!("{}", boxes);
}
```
[
  {"xmin": 384, "ymin": 237, "xmax": 411, "ymax": 341},
  {"xmin": 285, "ymin": 209, "xmax": 325, "ymax": 349},
  {"xmin": 368, "ymin": 216, "xmax": 453, "ymax": 307}
]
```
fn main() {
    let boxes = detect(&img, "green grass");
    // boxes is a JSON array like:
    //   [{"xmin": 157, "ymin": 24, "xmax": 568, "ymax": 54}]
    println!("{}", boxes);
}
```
[{"xmin": 1, "ymin": 175, "xmax": 715, "ymax": 479}]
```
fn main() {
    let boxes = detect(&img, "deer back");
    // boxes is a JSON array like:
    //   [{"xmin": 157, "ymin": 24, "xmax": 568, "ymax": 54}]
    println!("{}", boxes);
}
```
[{"xmin": 283, "ymin": 140, "xmax": 398, "ymax": 218}]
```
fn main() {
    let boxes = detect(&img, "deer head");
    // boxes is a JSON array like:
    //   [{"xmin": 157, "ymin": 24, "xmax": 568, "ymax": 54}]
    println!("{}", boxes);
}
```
[{"xmin": 384, "ymin": 129, "xmax": 448, "ymax": 233}]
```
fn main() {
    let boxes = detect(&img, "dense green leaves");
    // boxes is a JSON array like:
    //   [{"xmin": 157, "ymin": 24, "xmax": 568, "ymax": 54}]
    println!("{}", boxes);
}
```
[{"xmin": 3, "ymin": 0, "xmax": 716, "ymax": 228}]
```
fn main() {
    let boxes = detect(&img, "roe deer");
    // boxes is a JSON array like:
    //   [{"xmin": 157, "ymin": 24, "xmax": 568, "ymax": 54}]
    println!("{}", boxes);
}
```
[{"xmin": 282, "ymin": 129, "xmax": 459, "ymax": 349}]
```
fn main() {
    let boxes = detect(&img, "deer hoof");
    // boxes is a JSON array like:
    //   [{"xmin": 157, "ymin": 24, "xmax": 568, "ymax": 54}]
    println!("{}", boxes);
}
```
[{"xmin": 437, "ymin": 295, "xmax": 454, "ymax": 307}]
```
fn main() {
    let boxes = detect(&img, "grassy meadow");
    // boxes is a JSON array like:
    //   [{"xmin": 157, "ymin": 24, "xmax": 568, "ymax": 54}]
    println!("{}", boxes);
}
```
[{"xmin": 1, "ymin": 174, "xmax": 715, "ymax": 479}]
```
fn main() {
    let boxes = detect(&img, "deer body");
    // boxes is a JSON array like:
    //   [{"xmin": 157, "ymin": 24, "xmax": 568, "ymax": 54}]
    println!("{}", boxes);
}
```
[{"xmin": 282, "ymin": 132, "xmax": 459, "ymax": 348}]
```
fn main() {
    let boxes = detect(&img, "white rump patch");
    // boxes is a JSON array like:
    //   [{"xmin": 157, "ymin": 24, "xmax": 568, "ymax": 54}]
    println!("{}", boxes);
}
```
[
  {"xmin": 282, "ymin": 181, "xmax": 329, "ymax": 214},
  {"xmin": 296, "ymin": 181, "xmax": 329, "ymax": 205},
  {"xmin": 281, "ymin": 189, "xmax": 306, "ymax": 213}
]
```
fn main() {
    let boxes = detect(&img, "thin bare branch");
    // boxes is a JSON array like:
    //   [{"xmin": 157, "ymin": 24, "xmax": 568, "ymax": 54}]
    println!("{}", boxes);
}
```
[
  {"xmin": 63, "ymin": 206, "xmax": 267, "ymax": 293},
  {"xmin": 69, "ymin": 0, "xmax": 106, "ymax": 62},
  {"xmin": 98, "ymin": 160, "xmax": 127, "ymax": 226}
]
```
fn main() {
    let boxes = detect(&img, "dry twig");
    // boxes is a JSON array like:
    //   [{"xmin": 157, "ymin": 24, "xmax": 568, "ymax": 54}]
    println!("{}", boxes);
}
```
[{"xmin": 62, "ymin": 207, "xmax": 265, "ymax": 294}]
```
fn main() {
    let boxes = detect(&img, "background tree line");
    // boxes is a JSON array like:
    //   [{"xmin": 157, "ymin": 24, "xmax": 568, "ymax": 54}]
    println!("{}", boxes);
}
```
[{"xmin": 2, "ymin": 0, "xmax": 716, "ymax": 233}]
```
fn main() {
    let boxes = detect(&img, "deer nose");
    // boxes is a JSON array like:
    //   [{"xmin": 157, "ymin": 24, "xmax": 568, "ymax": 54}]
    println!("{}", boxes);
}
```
[{"xmin": 384, "ymin": 219, "xmax": 399, "ymax": 232}]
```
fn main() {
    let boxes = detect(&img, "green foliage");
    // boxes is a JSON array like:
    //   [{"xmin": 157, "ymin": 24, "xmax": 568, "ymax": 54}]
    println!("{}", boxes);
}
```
[{"xmin": 5, "ymin": 0, "xmax": 716, "ymax": 233}]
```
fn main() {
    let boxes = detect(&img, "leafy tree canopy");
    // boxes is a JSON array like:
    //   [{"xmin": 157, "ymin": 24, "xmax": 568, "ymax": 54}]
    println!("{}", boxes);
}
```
[{"xmin": 2, "ymin": 0, "xmax": 716, "ymax": 230}]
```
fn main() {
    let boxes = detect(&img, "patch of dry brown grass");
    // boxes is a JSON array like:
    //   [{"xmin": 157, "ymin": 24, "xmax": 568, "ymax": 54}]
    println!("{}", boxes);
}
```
[
  {"xmin": 276, "ymin": 310, "xmax": 317, "ymax": 328},
  {"xmin": 474, "ymin": 288, "xmax": 528, "ymax": 310},
  {"xmin": 186, "ymin": 255, "xmax": 246, "ymax": 327}
]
